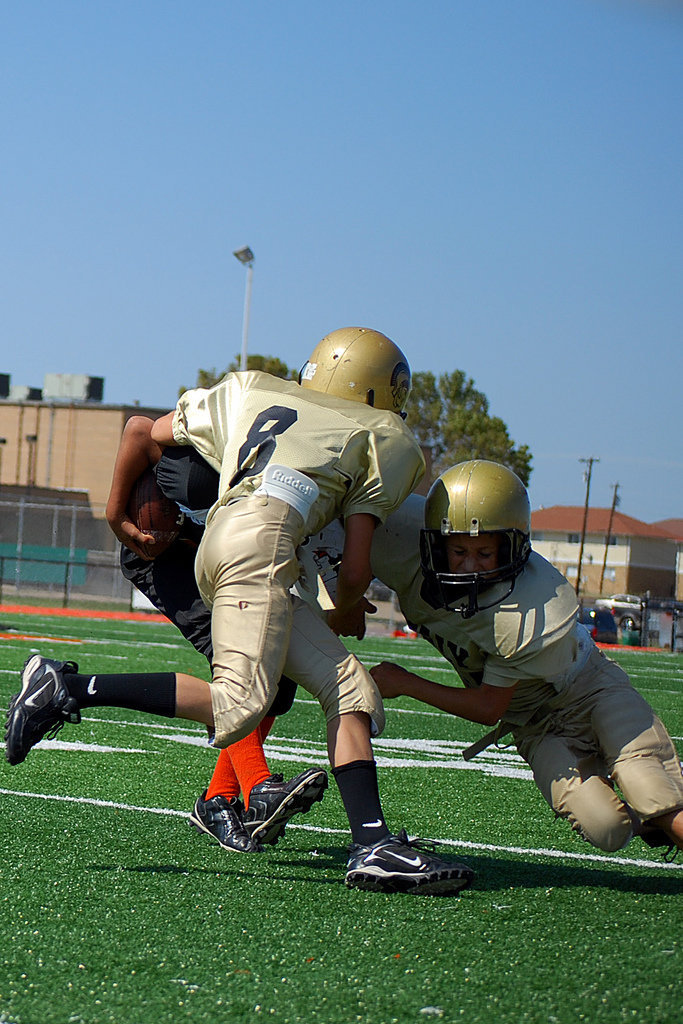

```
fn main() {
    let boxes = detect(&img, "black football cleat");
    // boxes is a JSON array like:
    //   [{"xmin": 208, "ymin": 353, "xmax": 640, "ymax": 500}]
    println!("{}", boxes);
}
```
[
  {"xmin": 189, "ymin": 791, "xmax": 262, "ymax": 853},
  {"xmin": 639, "ymin": 822, "xmax": 679, "ymax": 861},
  {"xmin": 345, "ymin": 829, "xmax": 475, "ymax": 895},
  {"xmin": 5, "ymin": 655, "xmax": 81, "ymax": 766},
  {"xmin": 244, "ymin": 768, "xmax": 329, "ymax": 846}
]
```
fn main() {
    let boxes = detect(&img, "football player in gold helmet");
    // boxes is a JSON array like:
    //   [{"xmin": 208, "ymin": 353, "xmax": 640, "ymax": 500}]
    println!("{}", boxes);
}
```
[
  {"xmin": 6, "ymin": 331, "xmax": 477, "ymax": 895},
  {"xmin": 371, "ymin": 460, "xmax": 683, "ymax": 858},
  {"xmin": 420, "ymin": 460, "xmax": 531, "ymax": 617}
]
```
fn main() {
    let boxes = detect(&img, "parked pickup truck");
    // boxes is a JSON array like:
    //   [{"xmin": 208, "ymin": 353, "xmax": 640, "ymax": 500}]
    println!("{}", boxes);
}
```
[{"xmin": 594, "ymin": 594, "xmax": 642, "ymax": 630}]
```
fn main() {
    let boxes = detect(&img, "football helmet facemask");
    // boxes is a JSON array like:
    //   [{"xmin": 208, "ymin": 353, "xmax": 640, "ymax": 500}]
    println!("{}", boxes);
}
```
[
  {"xmin": 298, "ymin": 327, "xmax": 411, "ymax": 417},
  {"xmin": 420, "ymin": 460, "xmax": 531, "ymax": 617}
]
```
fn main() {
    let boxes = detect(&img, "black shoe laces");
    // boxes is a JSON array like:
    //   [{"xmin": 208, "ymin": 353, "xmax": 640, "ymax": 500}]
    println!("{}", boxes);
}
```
[{"xmin": 392, "ymin": 829, "xmax": 442, "ymax": 854}]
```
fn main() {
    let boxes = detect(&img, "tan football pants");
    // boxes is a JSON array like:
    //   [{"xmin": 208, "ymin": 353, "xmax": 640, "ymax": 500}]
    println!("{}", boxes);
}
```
[
  {"xmin": 193, "ymin": 494, "xmax": 384, "ymax": 747},
  {"xmin": 514, "ymin": 646, "xmax": 683, "ymax": 851}
]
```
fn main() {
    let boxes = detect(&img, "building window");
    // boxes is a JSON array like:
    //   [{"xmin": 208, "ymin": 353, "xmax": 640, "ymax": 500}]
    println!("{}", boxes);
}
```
[
  {"xmin": 566, "ymin": 565, "xmax": 578, "ymax": 578},
  {"xmin": 568, "ymin": 534, "xmax": 580, "ymax": 544}
]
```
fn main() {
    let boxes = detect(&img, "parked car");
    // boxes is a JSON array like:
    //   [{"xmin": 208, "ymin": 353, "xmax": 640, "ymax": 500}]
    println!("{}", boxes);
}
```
[
  {"xmin": 594, "ymin": 593, "xmax": 642, "ymax": 630},
  {"xmin": 579, "ymin": 605, "xmax": 619, "ymax": 644}
]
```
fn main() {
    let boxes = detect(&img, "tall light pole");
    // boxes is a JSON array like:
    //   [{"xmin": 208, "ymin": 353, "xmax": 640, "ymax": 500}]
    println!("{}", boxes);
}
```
[{"xmin": 233, "ymin": 246, "xmax": 254, "ymax": 371}]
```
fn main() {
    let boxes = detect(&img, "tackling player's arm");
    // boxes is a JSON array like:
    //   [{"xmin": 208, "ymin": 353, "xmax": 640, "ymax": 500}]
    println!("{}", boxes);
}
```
[
  {"xmin": 327, "ymin": 512, "xmax": 378, "ymax": 640},
  {"xmin": 150, "ymin": 410, "xmax": 178, "ymax": 447},
  {"xmin": 106, "ymin": 415, "xmax": 168, "ymax": 559},
  {"xmin": 371, "ymin": 661, "xmax": 515, "ymax": 727}
]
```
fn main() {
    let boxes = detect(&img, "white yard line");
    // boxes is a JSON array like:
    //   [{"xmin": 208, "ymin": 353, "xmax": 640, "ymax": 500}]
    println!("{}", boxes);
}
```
[{"xmin": 1, "ymin": 786, "xmax": 680, "ymax": 872}]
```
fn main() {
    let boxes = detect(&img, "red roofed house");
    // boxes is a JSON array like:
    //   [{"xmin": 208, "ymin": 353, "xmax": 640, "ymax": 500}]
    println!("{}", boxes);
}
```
[
  {"xmin": 654, "ymin": 519, "xmax": 683, "ymax": 602},
  {"xmin": 530, "ymin": 506, "xmax": 678, "ymax": 600}
]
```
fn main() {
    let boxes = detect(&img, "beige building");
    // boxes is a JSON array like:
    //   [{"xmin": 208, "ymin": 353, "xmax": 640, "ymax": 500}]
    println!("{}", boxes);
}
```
[
  {"xmin": 655, "ymin": 519, "xmax": 683, "ymax": 602},
  {"xmin": 531, "ymin": 505, "xmax": 678, "ymax": 600},
  {"xmin": 0, "ymin": 399, "xmax": 166, "ymax": 515}
]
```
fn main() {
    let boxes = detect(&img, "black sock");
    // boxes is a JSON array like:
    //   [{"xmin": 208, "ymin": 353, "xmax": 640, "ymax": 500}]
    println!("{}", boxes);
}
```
[
  {"xmin": 65, "ymin": 671, "xmax": 177, "ymax": 718},
  {"xmin": 331, "ymin": 759, "xmax": 390, "ymax": 846}
]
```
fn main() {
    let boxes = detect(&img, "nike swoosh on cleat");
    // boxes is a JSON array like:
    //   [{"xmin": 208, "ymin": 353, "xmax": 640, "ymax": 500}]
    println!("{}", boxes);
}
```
[
  {"xmin": 87, "ymin": 676, "xmax": 97, "ymax": 695},
  {"xmin": 24, "ymin": 675, "xmax": 56, "ymax": 708},
  {"xmin": 366, "ymin": 850, "xmax": 424, "ymax": 869},
  {"xmin": 388, "ymin": 853, "xmax": 424, "ymax": 868}
]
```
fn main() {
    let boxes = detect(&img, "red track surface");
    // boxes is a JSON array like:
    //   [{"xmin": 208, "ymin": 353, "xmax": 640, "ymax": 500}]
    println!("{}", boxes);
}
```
[
  {"xmin": 0, "ymin": 603, "xmax": 168, "ymax": 624},
  {"xmin": 0, "ymin": 604, "xmax": 663, "ymax": 650}
]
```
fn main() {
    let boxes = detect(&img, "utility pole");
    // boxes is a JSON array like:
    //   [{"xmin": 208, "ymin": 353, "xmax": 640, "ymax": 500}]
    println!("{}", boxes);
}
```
[
  {"xmin": 576, "ymin": 456, "xmax": 599, "ymax": 599},
  {"xmin": 599, "ymin": 482, "xmax": 619, "ymax": 595}
]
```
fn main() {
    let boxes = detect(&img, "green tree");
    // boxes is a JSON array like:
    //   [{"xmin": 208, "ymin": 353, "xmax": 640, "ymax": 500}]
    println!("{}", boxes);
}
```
[{"xmin": 404, "ymin": 370, "xmax": 532, "ymax": 485}]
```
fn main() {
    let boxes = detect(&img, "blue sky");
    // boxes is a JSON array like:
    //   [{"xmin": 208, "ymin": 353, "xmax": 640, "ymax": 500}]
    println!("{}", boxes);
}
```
[{"xmin": 2, "ymin": 1, "xmax": 682, "ymax": 522}]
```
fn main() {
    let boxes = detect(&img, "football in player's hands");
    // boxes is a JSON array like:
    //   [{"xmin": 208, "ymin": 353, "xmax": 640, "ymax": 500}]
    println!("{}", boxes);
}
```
[{"xmin": 126, "ymin": 467, "xmax": 184, "ymax": 557}]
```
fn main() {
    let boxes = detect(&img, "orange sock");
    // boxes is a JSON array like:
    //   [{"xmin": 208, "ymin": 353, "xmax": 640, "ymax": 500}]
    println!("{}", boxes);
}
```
[
  {"xmin": 205, "ymin": 747, "xmax": 240, "ymax": 801},
  {"xmin": 205, "ymin": 718, "xmax": 277, "ymax": 804},
  {"xmin": 236, "ymin": 719, "xmax": 275, "ymax": 807}
]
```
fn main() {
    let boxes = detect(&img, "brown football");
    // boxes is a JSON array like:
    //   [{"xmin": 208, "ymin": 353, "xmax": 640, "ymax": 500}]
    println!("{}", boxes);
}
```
[{"xmin": 127, "ymin": 466, "xmax": 184, "ymax": 557}]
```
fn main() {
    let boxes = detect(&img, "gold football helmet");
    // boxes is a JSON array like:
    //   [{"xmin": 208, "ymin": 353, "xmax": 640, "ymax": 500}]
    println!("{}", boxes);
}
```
[
  {"xmin": 299, "ymin": 327, "xmax": 411, "ymax": 416},
  {"xmin": 420, "ymin": 460, "xmax": 531, "ymax": 616}
]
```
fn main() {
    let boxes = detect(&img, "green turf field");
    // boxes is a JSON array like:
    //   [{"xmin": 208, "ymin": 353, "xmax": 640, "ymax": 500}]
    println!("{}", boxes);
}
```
[{"xmin": 1, "ymin": 609, "xmax": 681, "ymax": 1024}]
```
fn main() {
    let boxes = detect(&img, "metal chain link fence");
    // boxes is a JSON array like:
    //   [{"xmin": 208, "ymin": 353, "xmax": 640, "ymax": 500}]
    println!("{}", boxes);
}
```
[{"xmin": 0, "ymin": 497, "xmax": 130, "ymax": 608}]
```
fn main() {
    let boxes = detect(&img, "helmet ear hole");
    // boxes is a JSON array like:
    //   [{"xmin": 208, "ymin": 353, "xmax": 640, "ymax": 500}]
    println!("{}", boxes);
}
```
[{"xmin": 367, "ymin": 388, "xmax": 375, "ymax": 407}]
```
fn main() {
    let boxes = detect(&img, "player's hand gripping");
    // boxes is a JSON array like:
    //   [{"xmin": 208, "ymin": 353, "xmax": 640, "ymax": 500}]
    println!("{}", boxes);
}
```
[
  {"xmin": 106, "ymin": 510, "xmax": 156, "ymax": 561},
  {"xmin": 106, "ymin": 415, "xmax": 164, "ymax": 560},
  {"xmin": 327, "ymin": 596, "xmax": 376, "ymax": 640}
]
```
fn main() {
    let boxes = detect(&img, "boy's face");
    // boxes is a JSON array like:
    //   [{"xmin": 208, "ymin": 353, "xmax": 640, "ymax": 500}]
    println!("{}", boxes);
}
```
[{"xmin": 445, "ymin": 533, "xmax": 502, "ymax": 574}]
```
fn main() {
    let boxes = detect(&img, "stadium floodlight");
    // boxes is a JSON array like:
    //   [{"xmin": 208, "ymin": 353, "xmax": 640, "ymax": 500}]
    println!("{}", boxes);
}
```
[
  {"xmin": 233, "ymin": 246, "xmax": 254, "ymax": 265},
  {"xmin": 233, "ymin": 246, "xmax": 255, "ymax": 371}
]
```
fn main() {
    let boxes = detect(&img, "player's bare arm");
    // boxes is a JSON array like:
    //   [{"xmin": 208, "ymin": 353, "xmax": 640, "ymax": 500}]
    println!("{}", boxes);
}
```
[
  {"xmin": 327, "ymin": 513, "xmax": 378, "ymax": 640},
  {"xmin": 371, "ymin": 661, "xmax": 516, "ymax": 727},
  {"xmin": 150, "ymin": 410, "xmax": 178, "ymax": 446},
  {"xmin": 106, "ymin": 415, "xmax": 167, "ymax": 559}
]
